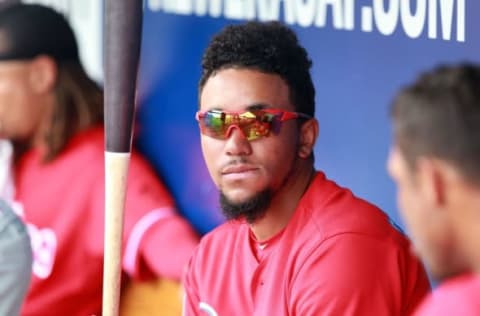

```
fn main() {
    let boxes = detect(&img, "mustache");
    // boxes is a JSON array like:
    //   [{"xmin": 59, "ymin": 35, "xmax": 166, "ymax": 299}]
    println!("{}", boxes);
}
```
[{"xmin": 220, "ymin": 157, "xmax": 252, "ymax": 170}]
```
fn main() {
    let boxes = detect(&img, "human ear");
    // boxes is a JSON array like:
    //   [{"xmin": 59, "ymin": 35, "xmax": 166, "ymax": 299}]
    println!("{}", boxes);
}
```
[
  {"xmin": 28, "ymin": 55, "xmax": 58, "ymax": 93},
  {"xmin": 298, "ymin": 118, "xmax": 319, "ymax": 159},
  {"xmin": 417, "ymin": 157, "xmax": 447, "ymax": 208}
]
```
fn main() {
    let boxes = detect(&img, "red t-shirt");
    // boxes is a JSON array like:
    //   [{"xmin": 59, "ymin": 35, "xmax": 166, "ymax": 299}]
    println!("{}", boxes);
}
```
[
  {"xmin": 183, "ymin": 172, "xmax": 430, "ymax": 315},
  {"xmin": 414, "ymin": 274, "xmax": 480, "ymax": 315},
  {"xmin": 14, "ymin": 127, "xmax": 198, "ymax": 316}
]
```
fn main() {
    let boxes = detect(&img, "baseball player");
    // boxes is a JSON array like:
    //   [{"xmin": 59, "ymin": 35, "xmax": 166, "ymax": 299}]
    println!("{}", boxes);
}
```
[
  {"xmin": 388, "ymin": 63, "xmax": 480, "ymax": 315},
  {"xmin": 183, "ymin": 21, "xmax": 431, "ymax": 315},
  {"xmin": 0, "ymin": 4, "xmax": 199, "ymax": 315}
]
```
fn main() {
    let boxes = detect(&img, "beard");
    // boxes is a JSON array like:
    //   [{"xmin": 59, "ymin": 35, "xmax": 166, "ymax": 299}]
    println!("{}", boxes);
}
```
[
  {"xmin": 219, "ymin": 189, "xmax": 272, "ymax": 224},
  {"xmin": 218, "ymin": 145, "xmax": 304, "ymax": 224}
]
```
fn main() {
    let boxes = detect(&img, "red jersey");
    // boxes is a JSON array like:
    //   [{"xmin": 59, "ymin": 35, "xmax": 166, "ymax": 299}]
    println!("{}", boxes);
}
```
[
  {"xmin": 183, "ymin": 172, "xmax": 430, "ymax": 315},
  {"xmin": 14, "ymin": 127, "xmax": 198, "ymax": 316},
  {"xmin": 413, "ymin": 274, "xmax": 480, "ymax": 315}
]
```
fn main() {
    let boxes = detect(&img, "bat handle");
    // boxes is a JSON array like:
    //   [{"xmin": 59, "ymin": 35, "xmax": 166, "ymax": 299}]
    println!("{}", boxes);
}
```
[{"xmin": 102, "ymin": 152, "xmax": 130, "ymax": 316}]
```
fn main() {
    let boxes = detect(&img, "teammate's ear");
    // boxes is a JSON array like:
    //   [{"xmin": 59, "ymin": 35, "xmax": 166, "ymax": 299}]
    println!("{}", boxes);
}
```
[
  {"xmin": 298, "ymin": 118, "xmax": 318, "ymax": 159},
  {"xmin": 417, "ymin": 157, "xmax": 446, "ymax": 208},
  {"xmin": 28, "ymin": 55, "xmax": 58, "ymax": 93}
]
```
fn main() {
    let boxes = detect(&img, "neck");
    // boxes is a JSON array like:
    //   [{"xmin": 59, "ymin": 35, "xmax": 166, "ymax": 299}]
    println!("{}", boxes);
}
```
[
  {"xmin": 249, "ymin": 163, "xmax": 314, "ymax": 242},
  {"xmin": 463, "ymin": 202, "xmax": 480, "ymax": 274},
  {"xmin": 450, "ymin": 182, "xmax": 480, "ymax": 274}
]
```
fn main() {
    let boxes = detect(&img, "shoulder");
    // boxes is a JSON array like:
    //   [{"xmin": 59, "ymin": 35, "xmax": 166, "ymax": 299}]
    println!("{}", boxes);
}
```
[
  {"xmin": 286, "ymin": 173, "xmax": 427, "ymax": 292},
  {"xmin": 296, "ymin": 172, "xmax": 407, "ymax": 245},
  {"xmin": 286, "ymin": 229, "xmax": 429, "ymax": 315},
  {"xmin": 414, "ymin": 274, "xmax": 480, "ymax": 315},
  {"xmin": 129, "ymin": 149, "xmax": 160, "ymax": 178},
  {"xmin": 60, "ymin": 126, "xmax": 105, "ymax": 165},
  {"xmin": 125, "ymin": 149, "xmax": 175, "ymax": 205}
]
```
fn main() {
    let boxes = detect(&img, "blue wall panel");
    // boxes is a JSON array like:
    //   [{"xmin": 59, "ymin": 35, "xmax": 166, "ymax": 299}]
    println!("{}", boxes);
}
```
[{"xmin": 136, "ymin": 0, "xmax": 479, "ymax": 235}]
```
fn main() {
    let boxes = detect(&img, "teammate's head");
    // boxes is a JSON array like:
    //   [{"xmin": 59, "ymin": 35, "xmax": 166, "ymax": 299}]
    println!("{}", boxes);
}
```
[
  {"xmin": 387, "ymin": 63, "xmax": 480, "ymax": 280},
  {"xmin": 197, "ymin": 21, "xmax": 318, "ymax": 223},
  {"xmin": 0, "ymin": 3, "xmax": 102, "ymax": 160}
]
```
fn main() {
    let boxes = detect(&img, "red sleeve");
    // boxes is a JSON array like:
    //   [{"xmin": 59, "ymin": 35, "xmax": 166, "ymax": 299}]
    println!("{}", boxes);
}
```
[
  {"xmin": 139, "ymin": 216, "xmax": 199, "ymax": 280},
  {"xmin": 121, "ymin": 153, "xmax": 199, "ymax": 280},
  {"xmin": 86, "ymin": 151, "xmax": 198, "ymax": 279},
  {"xmin": 289, "ymin": 234, "xmax": 430, "ymax": 316}
]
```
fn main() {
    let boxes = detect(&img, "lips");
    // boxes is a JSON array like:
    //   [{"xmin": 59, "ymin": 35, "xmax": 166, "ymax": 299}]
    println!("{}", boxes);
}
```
[{"xmin": 221, "ymin": 164, "xmax": 258, "ymax": 175}]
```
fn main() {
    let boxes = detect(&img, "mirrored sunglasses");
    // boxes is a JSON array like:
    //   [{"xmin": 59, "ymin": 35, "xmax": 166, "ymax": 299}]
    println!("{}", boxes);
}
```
[{"xmin": 195, "ymin": 108, "xmax": 311, "ymax": 141}]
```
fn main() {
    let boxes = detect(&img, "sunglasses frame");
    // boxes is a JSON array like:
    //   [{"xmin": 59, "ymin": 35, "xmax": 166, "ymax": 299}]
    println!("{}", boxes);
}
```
[{"xmin": 195, "ymin": 108, "xmax": 311, "ymax": 141}]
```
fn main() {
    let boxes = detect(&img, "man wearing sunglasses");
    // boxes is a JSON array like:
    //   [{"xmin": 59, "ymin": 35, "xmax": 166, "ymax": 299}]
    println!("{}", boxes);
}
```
[{"xmin": 183, "ymin": 21, "xmax": 430, "ymax": 315}]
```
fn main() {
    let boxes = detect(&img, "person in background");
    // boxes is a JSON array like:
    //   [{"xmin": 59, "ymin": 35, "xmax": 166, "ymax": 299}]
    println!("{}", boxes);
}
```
[
  {"xmin": 0, "ymin": 138, "xmax": 32, "ymax": 315},
  {"xmin": 183, "ymin": 20, "xmax": 430, "ymax": 315},
  {"xmin": 0, "ymin": 198, "xmax": 32, "ymax": 315},
  {"xmin": 0, "ymin": 3, "xmax": 199, "ymax": 315},
  {"xmin": 388, "ymin": 63, "xmax": 480, "ymax": 315}
]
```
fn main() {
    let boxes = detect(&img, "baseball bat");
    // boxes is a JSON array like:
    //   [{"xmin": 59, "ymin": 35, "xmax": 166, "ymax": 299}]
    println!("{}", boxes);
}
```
[{"xmin": 102, "ymin": 1, "xmax": 143, "ymax": 315}]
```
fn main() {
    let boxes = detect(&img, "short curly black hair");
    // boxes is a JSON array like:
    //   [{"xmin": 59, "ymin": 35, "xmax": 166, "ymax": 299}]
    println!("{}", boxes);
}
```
[{"xmin": 199, "ymin": 21, "xmax": 315, "ymax": 117}]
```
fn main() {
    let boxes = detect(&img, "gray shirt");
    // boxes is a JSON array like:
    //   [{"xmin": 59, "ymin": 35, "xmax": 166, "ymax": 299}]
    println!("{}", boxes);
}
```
[{"xmin": 0, "ymin": 199, "xmax": 32, "ymax": 316}]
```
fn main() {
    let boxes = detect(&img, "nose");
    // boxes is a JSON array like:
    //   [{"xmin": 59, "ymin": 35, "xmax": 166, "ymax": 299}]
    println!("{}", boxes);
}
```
[{"xmin": 224, "ymin": 125, "xmax": 252, "ymax": 156}]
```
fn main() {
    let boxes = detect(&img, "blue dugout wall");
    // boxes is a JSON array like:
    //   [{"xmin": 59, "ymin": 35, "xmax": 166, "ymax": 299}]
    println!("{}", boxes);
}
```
[{"xmin": 135, "ymin": 0, "xmax": 478, "ymax": 235}]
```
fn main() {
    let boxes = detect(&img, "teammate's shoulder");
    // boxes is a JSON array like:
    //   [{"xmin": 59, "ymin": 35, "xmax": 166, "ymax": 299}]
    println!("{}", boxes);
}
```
[
  {"xmin": 64, "ymin": 126, "xmax": 105, "ymax": 158},
  {"xmin": 415, "ymin": 274, "xmax": 480, "ymax": 315}
]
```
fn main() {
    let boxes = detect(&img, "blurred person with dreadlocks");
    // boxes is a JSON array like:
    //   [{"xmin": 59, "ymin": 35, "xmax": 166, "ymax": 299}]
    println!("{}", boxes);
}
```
[{"xmin": 0, "ymin": 3, "xmax": 198, "ymax": 315}]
